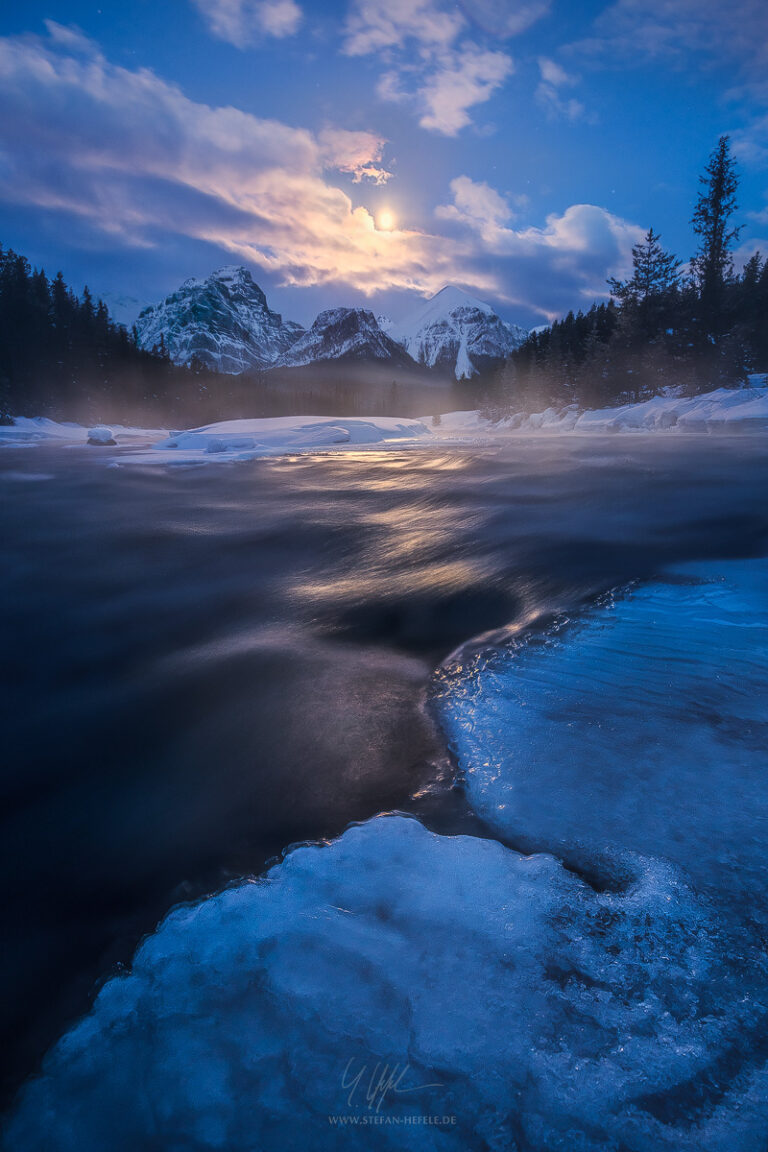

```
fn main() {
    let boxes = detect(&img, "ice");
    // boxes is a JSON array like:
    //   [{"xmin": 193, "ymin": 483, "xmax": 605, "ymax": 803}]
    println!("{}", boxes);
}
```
[
  {"xmin": 6, "ymin": 814, "xmax": 768, "ymax": 1152},
  {"xmin": 434, "ymin": 558, "xmax": 768, "ymax": 908}
]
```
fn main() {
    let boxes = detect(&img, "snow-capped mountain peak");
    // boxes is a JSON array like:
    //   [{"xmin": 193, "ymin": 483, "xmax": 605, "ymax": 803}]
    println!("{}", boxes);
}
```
[
  {"xmin": 135, "ymin": 267, "xmax": 304, "ymax": 374},
  {"xmin": 390, "ymin": 286, "xmax": 527, "ymax": 379},
  {"xmin": 274, "ymin": 307, "xmax": 412, "ymax": 368},
  {"xmin": 134, "ymin": 270, "xmax": 527, "ymax": 380}
]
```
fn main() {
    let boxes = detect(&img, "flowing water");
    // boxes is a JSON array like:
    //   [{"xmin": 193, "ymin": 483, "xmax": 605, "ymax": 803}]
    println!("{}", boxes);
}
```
[{"xmin": 3, "ymin": 435, "xmax": 768, "ymax": 1149}]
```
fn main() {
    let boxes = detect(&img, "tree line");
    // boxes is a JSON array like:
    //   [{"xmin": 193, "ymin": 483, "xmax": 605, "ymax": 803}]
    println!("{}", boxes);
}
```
[
  {"xmin": 0, "ymin": 247, "xmax": 244, "ymax": 425},
  {"xmin": 492, "ymin": 137, "xmax": 768, "ymax": 412}
]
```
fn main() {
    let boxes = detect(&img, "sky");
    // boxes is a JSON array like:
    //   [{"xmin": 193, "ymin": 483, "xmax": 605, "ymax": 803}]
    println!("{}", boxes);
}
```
[{"xmin": 0, "ymin": 0, "xmax": 767, "ymax": 329}]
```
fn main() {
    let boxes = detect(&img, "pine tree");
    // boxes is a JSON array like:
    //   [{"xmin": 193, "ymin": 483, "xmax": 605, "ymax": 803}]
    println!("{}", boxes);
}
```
[
  {"xmin": 609, "ymin": 229, "xmax": 680, "ymax": 306},
  {"xmin": 690, "ymin": 136, "xmax": 740, "ymax": 340}
]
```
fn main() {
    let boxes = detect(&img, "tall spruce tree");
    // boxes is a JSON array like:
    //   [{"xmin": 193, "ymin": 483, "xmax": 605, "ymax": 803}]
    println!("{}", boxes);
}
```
[{"xmin": 690, "ymin": 136, "xmax": 740, "ymax": 340}]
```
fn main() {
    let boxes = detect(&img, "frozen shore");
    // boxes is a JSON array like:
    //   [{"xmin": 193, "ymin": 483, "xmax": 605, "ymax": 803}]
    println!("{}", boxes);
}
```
[{"xmin": 1, "ymin": 380, "xmax": 767, "ymax": 465}]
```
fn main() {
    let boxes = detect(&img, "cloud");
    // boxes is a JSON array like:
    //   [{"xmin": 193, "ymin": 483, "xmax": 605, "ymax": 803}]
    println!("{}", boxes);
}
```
[
  {"xmin": 437, "ymin": 176, "xmax": 644, "ymax": 318},
  {"xmin": 418, "ymin": 46, "xmax": 514, "ymax": 135},
  {"xmin": 535, "ymin": 56, "xmax": 584, "ymax": 121},
  {"xmin": 0, "ymin": 24, "xmax": 645, "ymax": 321},
  {"xmin": 570, "ymin": 1, "xmax": 768, "ymax": 172},
  {"xmin": 436, "ymin": 175, "xmax": 513, "ymax": 232},
  {"xmin": 0, "ymin": 23, "xmax": 491, "ymax": 297},
  {"xmin": 572, "ymin": 0, "xmax": 768, "ymax": 96},
  {"xmin": 342, "ymin": 0, "xmax": 464, "ymax": 55},
  {"xmin": 343, "ymin": 0, "xmax": 526, "ymax": 135},
  {"xmin": 191, "ymin": 0, "xmax": 302, "ymax": 46},
  {"xmin": 375, "ymin": 44, "xmax": 515, "ymax": 138},
  {"xmin": 456, "ymin": 0, "xmax": 552, "ymax": 38},
  {"xmin": 317, "ymin": 128, "xmax": 392, "ymax": 184}
]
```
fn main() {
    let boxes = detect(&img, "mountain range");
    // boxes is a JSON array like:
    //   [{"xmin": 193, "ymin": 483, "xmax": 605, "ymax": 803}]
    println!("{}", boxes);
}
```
[{"xmin": 135, "ymin": 268, "xmax": 527, "ymax": 380}]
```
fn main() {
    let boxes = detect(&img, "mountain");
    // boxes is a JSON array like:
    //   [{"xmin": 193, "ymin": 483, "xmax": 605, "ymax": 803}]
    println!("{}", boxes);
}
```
[
  {"xmin": 273, "ymin": 308, "xmax": 413, "ymax": 368},
  {"xmin": 134, "ymin": 270, "xmax": 526, "ymax": 381},
  {"xmin": 135, "ymin": 267, "xmax": 304, "ymax": 374},
  {"xmin": 96, "ymin": 290, "xmax": 150, "ymax": 329},
  {"xmin": 388, "ymin": 286, "xmax": 528, "ymax": 379}
]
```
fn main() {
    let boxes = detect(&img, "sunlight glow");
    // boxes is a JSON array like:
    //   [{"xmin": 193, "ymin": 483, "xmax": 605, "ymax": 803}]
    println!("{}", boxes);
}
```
[{"xmin": 377, "ymin": 209, "xmax": 396, "ymax": 231}]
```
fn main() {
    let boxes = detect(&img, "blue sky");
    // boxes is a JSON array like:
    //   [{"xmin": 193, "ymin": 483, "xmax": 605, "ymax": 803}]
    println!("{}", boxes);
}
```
[{"xmin": 1, "ymin": 0, "xmax": 767, "ymax": 328}]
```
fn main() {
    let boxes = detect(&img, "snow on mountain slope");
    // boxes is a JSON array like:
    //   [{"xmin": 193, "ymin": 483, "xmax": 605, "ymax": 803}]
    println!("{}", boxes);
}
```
[
  {"xmin": 135, "ymin": 267, "xmax": 304, "ymax": 374},
  {"xmin": 390, "ymin": 286, "xmax": 528, "ymax": 380},
  {"xmin": 96, "ymin": 291, "xmax": 150, "ymax": 329},
  {"xmin": 273, "ymin": 308, "xmax": 413, "ymax": 368}
]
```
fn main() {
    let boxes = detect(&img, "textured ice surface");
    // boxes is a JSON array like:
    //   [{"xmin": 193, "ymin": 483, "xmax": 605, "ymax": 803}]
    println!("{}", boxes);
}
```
[
  {"xmin": 435, "ymin": 559, "xmax": 768, "ymax": 908},
  {"xmin": 6, "ymin": 814, "xmax": 768, "ymax": 1152}
]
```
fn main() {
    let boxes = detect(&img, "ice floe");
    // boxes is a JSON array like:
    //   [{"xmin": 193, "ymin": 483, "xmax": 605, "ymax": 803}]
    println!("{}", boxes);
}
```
[
  {"xmin": 6, "ymin": 814, "xmax": 768, "ymax": 1151},
  {"xmin": 434, "ymin": 558, "xmax": 768, "ymax": 907}
]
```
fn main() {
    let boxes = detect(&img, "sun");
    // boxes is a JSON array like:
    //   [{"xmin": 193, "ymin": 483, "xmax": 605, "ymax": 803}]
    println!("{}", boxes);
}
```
[{"xmin": 377, "ymin": 209, "xmax": 396, "ymax": 231}]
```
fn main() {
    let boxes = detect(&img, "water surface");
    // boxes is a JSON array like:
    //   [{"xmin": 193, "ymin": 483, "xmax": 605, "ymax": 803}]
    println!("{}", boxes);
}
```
[{"xmin": 3, "ymin": 434, "xmax": 768, "ymax": 1113}]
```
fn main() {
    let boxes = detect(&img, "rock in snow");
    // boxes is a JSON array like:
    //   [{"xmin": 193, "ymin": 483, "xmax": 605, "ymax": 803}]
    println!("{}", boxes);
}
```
[
  {"xmin": 134, "ymin": 267, "xmax": 304, "ymax": 374},
  {"xmin": 86, "ymin": 426, "xmax": 116, "ymax": 445},
  {"xmin": 389, "ymin": 285, "xmax": 528, "ymax": 380}
]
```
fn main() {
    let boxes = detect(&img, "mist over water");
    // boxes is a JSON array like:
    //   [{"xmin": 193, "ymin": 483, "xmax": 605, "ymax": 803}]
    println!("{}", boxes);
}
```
[{"xmin": 3, "ymin": 434, "xmax": 768, "ymax": 1127}]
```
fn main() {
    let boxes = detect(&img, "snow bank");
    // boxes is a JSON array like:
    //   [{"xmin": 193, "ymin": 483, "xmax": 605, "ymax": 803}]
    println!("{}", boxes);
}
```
[
  {"xmin": 7, "ymin": 814, "xmax": 768, "ymax": 1151},
  {"xmin": 0, "ymin": 414, "xmax": 427, "ymax": 463},
  {"xmin": 134, "ymin": 416, "xmax": 428, "ymax": 464},
  {"xmin": 2, "ymin": 383, "xmax": 767, "ymax": 466},
  {"xmin": 0, "ymin": 417, "xmax": 166, "ymax": 448},
  {"xmin": 572, "ymin": 385, "xmax": 768, "ymax": 433},
  {"xmin": 427, "ymin": 385, "xmax": 768, "ymax": 437}
]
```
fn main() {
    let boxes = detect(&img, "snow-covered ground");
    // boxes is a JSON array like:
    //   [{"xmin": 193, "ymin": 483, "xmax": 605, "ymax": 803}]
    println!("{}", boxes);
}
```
[{"xmin": 1, "ymin": 382, "xmax": 767, "ymax": 466}]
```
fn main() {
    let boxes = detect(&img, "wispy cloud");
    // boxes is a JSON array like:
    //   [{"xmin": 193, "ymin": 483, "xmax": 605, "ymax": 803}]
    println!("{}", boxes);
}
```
[
  {"xmin": 0, "ymin": 24, "xmax": 487, "ymax": 296},
  {"xmin": 0, "ymin": 23, "xmax": 646, "ymax": 318},
  {"xmin": 569, "ymin": 0, "xmax": 768, "ymax": 179},
  {"xmin": 343, "ymin": 0, "xmax": 463, "ymax": 55},
  {"xmin": 343, "ymin": 0, "xmax": 526, "ymax": 135},
  {"xmin": 535, "ymin": 56, "xmax": 584, "ymax": 121},
  {"xmin": 190, "ymin": 0, "xmax": 302, "ymax": 46},
  {"xmin": 456, "ymin": 0, "xmax": 552, "ymax": 38},
  {"xmin": 572, "ymin": 0, "xmax": 768, "ymax": 103}
]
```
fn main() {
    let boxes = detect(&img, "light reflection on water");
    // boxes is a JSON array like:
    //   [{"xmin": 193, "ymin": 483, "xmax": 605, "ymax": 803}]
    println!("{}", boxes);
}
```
[{"xmin": 2, "ymin": 434, "xmax": 768, "ymax": 1103}]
